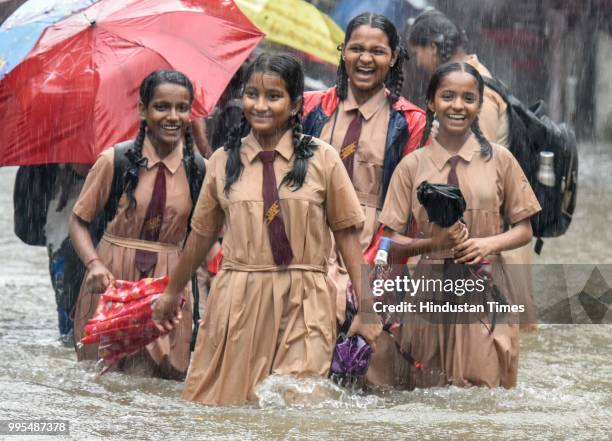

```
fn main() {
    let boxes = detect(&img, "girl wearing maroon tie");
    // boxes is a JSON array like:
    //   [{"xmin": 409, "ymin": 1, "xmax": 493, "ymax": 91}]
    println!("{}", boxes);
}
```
[
  {"xmin": 302, "ymin": 12, "xmax": 426, "ymax": 387},
  {"xmin": 70, "ymin": 70, "xmax": 202, "ymax": 379},
  {"xmin": 153, "ymin": 54, "xmax": 381, "ymax": 406}
]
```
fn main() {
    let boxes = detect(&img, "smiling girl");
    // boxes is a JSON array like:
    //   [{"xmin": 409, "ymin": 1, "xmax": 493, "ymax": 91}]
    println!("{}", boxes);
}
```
[
  {"xmin": 302, "ymin": 12, "xmax": 426, "ymax": 387},
  {"xmin": 152, "ymin": 54, "xmax": 381, "ymax": 405},
  {"xmin": 70, "ymin": 70, "xmax": 202, "ymax": 379},
  {"xmin": 379, "ymin": 62, "xmax": 541, "ymax": 388}
]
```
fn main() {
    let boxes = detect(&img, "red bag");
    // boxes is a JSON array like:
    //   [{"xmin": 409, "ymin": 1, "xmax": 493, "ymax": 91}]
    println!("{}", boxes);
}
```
[{"xmin": 78, "ymin": 276, "xmax": 181, "ymax": 375}]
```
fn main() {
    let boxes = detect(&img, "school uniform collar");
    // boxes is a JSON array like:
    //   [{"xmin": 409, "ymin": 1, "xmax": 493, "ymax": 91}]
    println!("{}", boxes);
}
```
[
  {"xmin": 243, "ymin": 129, "xmax": 295, "ymax": 163},
  {"xmin": 343, "ymin": 86, "xmax": 388, "ymax": 121},
  {"xmin": 427, "ymin": 134, "xmax": 482, "ymax": 171},
  {"xmin": 142, "ymin": 135, "xmax": 183, "ymax": 174}
]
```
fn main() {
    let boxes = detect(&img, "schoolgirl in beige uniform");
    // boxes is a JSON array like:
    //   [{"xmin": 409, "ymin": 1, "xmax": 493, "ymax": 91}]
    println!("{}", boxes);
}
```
[
  {"xmin": 379, "ymin": 62, "xmax": 540, "ymax": 388},
  {"xmin": 408, "ymin": 9, "xmax": 537, "ymax": 329},
  {"xmin": 153, "ymin": 54, "xmax": 381, "ymax": 405}
]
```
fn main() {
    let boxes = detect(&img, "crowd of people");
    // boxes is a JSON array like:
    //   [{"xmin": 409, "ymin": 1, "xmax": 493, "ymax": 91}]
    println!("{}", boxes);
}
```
[{"xmin": 17, "ymin": 10, "xmax": 542, "ymax": 406}]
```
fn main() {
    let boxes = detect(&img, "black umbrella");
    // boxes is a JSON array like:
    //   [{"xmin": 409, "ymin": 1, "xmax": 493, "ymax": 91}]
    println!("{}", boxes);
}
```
[{"xmin": 416, "ymin": 181, "xmax": 466, "ymax": 227}]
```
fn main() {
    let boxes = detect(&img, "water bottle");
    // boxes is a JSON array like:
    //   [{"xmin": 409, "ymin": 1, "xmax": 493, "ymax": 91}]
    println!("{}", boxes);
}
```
[
  {"xmin": 537, "ymin": 151, "xmax": 555, "ymax": 187},
  {"xmin": 374, "ymin": 237, "xmax": 393, "ymax": 265}
]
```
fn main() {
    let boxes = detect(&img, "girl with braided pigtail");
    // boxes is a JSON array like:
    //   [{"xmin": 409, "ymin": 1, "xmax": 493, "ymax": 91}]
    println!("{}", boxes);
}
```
[
  {"xmin": 302, "ymin": 12, "xmax": 426, "ymax": 389},
  {"xmin": 70, "ymin": 70, "xmax": 204, "ymax": 380},
  {"xmin": 379, "ymin": 62, "xmax": 541, "ymax": 389},
  {"xmin": 153, "ymin": 53, "xmax": 380, "ymax": 406},
  {"xmin": 410, "ymin": 10, "xmax": 539, "ymax": 333}
]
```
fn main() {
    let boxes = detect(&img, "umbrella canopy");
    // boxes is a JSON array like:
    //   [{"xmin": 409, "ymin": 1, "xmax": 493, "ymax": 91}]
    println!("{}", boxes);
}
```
[
  {"xmin": 416, "ymin": 181, "xmax": 466, "ymax": 227},
  {"xmin": 78, "ymin": 276, "xmax": 180, "ymax": 374},
  {"xmin": 330, "ymin": 287, "xmax": 372, "ymax": 387},
  {"xmin": 234, "ymin": 0, "xmax": 343, "ymax": 65},
  {"xmin": 0, "ymin": 0, "xmax": 96, "ymax": 78},
  {"xmin": 0, "ymin": 0, "xmax": 263, "ymax": 166}
]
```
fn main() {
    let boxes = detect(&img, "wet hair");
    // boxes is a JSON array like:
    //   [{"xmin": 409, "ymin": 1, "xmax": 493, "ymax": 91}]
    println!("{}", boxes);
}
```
[
  {"xmin": 419, "ymin": 62, "xmax": 492, "ymax": 159},
  {"xmin": 223, "ymin": 53, "xmax": 317, "ymax": 195},
  {"xmin": 408, "ymin": 9, "xmax": 467, "ymax": 65},
  {"xmin": 335, "ymin": 12, "xmax": 407, "ymax": 105},
  {"xmin": 125, "ymin": 70, "xmax": 196, "ymax": 211}
]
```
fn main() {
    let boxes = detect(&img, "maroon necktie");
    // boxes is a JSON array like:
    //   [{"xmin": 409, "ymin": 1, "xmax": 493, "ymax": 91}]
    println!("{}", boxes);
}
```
[
  {"xmin": 135, "ymin": 163, "xmax": 166, "ymax": 276},
  {"xmin": 447, "ymin": 156, "xmax": 460, "ymax": 186},
  {"xmin": 340, "ymin": 112, "xmax": 363, "ymax": 179},
  {"xmin": 258, "ymin": 151, "xmax": 293, "ymax": 266}
]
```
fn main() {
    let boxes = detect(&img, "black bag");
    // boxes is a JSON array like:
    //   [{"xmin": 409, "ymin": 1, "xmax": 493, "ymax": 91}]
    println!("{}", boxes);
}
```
[
  {"xmin": 13, "ymin": 164, "xmax": 58, "ymax": 246},
  {"xmin": 483, "ymin": 77, "xmax": 578, "ymax": 254}
]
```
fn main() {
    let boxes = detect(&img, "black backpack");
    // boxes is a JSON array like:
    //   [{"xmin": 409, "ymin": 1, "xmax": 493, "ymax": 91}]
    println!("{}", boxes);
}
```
[{"xmin": 483, "ymin": 77, "xmax": 578, "ymax": 254}]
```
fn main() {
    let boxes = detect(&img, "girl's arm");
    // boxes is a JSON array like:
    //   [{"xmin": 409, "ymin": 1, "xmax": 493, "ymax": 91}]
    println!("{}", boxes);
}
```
[
  {"xmin": 69, "ymin": 213, "xmax": 114, "ymax": 293},
  {"xmin": 152, "ymin": 229, "xmax": 219, "ymax": 331},
  {"xmin": 453, "ymin": 218, "xmax": 532, "ymax": 264},
  {"xmin": 334, "ymin": 226, "xmax": 382, "ymax": 351}
]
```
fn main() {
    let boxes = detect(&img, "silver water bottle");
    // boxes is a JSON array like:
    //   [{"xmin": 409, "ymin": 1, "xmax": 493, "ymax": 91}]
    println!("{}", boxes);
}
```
[{"xmin": 537, "ymin": 151, "xmax": 555, "ymax": 187}]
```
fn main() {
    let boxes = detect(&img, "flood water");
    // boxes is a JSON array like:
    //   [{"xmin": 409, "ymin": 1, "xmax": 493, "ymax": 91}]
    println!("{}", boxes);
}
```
[{"xmin": 0, "ymin": 143, "xmax": 610, "ymax": 440}]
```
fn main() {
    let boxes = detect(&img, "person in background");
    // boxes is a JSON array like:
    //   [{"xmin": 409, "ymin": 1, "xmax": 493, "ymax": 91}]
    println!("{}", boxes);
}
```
[
  {"xmin": 13, "ymin": 163, "xmax": 89, "ymax": 345},
  {"xmin": 302, "ymin": 12, "xmax": 426, "ymax": 387}
]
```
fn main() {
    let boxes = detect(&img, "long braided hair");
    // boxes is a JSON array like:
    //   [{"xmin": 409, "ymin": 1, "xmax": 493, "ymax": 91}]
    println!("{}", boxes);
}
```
[
  {"xmin": 419, "ymin": 62, "xmax": 492, "ymax": 159},
  {"xmin": 224, "ymin": 53, "xmax": 317, "ymax": 195},
  {"xmin": 336, "ymin": 12, "xmax": 407, "ymax": 106},
  {"xmin": 408, "ymin": 9, "xmax": 467, "ymax": 65},
  {"xmin": 125, "ymin": 70, "xmax": 196, "ymax": 211}
]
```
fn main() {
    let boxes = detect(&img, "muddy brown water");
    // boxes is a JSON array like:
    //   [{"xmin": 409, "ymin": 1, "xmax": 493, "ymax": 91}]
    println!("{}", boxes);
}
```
[{"xmin": 0, "ymin": 143, "xmax": 610, "ymax": 440}]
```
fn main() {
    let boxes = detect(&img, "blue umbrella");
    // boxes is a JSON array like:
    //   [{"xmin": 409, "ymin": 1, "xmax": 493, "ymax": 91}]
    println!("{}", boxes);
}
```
[
  {"xmin": 331, "ymin": 0, "xmax": 429, "ymax": 32},
  {"xmin": 0, "ymin": 0, "xmax": 96, "ymax": 78}
]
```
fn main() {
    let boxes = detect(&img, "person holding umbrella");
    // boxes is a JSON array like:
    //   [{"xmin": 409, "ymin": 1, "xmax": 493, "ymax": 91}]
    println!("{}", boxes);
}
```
[
  {"xmin": 70, "ymin": 70, "xmax": 203, "ymax": 380},
  {"xmin": 152, "ymin": 53, "xmax": 381, "ymax": 405},
  {"xmin": 301, "ymin": 12, "xmax": 426, "ymax": 387},
  {"xmin": 378, "ymin": 62, "xmax": 541, "ymax": 388},
  {"xmin": 408, "ymin": 9, "xmax": 538, "ymax": 330}
]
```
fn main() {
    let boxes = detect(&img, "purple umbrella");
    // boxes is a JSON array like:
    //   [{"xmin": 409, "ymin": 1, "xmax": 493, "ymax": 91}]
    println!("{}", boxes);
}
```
[{"xmin": 330, "ymin": 287, "xmax": 372, "ymax": 388}]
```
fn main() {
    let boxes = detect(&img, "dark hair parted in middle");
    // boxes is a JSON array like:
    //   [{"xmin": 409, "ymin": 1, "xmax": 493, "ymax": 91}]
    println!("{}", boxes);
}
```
[
  {"xmin": 223, "ymin": 53, "xmax": 317, "ymax": 195},
  {"xmin": 126, "ymin": 70, "xmax": 197, "ymax": 212},
  {"xmin": 420, "ymin": 62, "xmax": 492, "ymax": 159},
  {"xmin": 336, "ymin": 12, "xmax": 408, "ymax": 105},
  {"xmin": 408, "ymin": 9, "xmax": 467, "ymax": 64}
]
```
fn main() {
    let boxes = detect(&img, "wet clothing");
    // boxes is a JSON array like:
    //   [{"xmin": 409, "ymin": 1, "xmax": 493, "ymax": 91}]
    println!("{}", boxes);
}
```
[
  {"xmin": 379, "ymin": 135, "xmax": 541, "ymax": 388},
  {"xmin": 182, "ymin": 130, "xmax": 364, "ymax": 405},
  {"xmin": 73, "ymin": 137, "xmax": 194, "ymax": 379},
  {"xmin": 303, "ymin": 86, "xmax": 426, "ymax": 387}
]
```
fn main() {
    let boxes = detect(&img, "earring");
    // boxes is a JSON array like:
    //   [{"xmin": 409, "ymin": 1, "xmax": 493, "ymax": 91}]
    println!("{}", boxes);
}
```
[{"xmin": 390, "ymin": 63, "xmax": 394, "ymax": 67}]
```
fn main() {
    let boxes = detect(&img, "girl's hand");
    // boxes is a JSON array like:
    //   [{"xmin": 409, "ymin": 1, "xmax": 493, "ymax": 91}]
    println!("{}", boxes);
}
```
[
  {"xmin": 85, "ymin": 260, "xmax": 114, "ymax": 294},
  {"xmin": 152, "ymin": 293, "xmax": 182, "ymax": 333},
  {"xmin": 431, "ymin": 221, "xmax": 468, "ymax": 251},
  {"xmin": 347, "ymin": 312, "xmax": 383, "ymax": 352},
  {"xmin": 453, "ymin": 237, "xmax": 496, "ymax": 264}
]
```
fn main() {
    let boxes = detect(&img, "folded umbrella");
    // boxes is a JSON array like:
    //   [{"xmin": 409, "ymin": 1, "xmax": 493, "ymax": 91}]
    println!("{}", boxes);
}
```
[
  {"xmin": 330, "ymin": 287, "xmax": 372, "ymax": 388},
  {"xmin": 78, "ymin": 276, "xmax": 183, "ymax": 375},
  {"xmin": 416, "ymin": 181, "xmax": 466, "ymax": 227}
]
